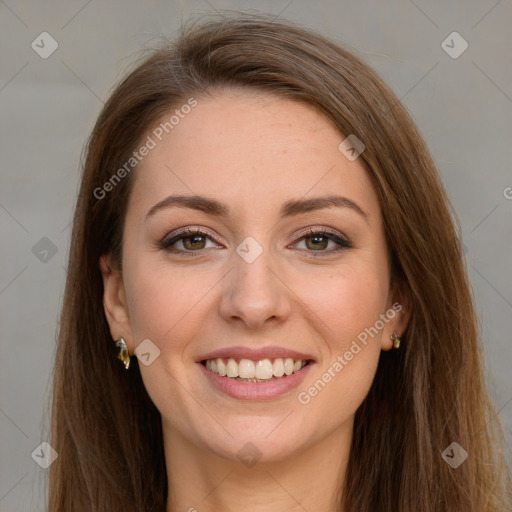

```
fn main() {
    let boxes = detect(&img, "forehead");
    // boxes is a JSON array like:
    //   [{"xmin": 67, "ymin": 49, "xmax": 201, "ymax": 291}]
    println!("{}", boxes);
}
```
[{"xmin": 128, "ymin": 91, "xmax": 380, "ymax": 223}]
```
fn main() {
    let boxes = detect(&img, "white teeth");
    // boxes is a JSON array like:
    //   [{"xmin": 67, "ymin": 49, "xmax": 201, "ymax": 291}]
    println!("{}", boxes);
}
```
[
  {"xmin": 284, "ymin": 358, "xmax": 294, "ymax": 375},
  {"xmin": 217, "ymin": 358, "xmax": 226, "ymax": 376},
  {"xmin": 203, "ymin": 356, "xmax": 309, "ymax": 380},
  {"xmin": 226, "ymin": 358, "xmax": 239, "ymax": 378},
  {"xmin": 272, "ymin": 358, "xmax": 285, "ymax": 377},
  {"xmin": 255, "ymin": 359, "xmax": 273, "ymax": 379},
  {"xmin": 238, "ymin": 359, "xmax": 255, "ymax": 379}
]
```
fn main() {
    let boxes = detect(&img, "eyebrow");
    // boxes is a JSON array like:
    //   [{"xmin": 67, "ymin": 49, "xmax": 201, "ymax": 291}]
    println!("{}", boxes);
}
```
[{"xmin": 145, "ymin": 194, "xmax": 369, "ymax": 223}]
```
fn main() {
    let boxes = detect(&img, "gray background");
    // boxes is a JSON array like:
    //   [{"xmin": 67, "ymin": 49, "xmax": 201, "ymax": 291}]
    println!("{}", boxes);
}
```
[{"xmin": 1, "ymin": 1, "xmax": 511, "ymax": 510}]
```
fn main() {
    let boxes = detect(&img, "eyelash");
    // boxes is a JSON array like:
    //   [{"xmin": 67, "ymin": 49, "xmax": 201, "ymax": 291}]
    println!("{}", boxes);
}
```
[{"xmin": 158, "ymin": 227, "xmax": 353, "ymax": 258}]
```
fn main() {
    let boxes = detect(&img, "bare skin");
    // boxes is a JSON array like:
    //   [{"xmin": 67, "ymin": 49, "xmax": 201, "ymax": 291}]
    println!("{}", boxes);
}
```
[{"xmin": 100, "ymin": 90, "xmax": 409, "ymax": 512}]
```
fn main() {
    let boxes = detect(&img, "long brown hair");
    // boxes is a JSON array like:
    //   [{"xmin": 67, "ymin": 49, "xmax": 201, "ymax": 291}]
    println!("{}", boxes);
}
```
[{"xmin": 48, "ymin": 12, "xmax": 512, "ymax": 511}]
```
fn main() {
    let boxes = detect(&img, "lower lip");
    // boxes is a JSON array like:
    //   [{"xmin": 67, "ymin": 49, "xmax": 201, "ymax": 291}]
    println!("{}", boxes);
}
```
[{"xmin": 198, "ymin": 362, "xmax": 314, "ymax": 401}]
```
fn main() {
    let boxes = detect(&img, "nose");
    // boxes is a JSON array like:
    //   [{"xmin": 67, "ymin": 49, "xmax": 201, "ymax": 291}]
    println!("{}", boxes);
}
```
[{"xmin": 219, "ymin": 247, "xmax": 292, "ymax": 330}]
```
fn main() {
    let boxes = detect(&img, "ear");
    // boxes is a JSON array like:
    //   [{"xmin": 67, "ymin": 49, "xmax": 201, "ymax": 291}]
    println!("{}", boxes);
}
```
[
  {"xmin": 99, "ymin": 254, "xmax": 134, "ymax": 355},
  {"xmin": 381, "ymin": 278, "xmax": 412, "ymax": 351}
]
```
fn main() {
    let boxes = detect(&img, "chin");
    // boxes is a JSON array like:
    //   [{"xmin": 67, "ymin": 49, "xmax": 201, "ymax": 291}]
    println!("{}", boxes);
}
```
[{"xmin": 193, "ymin": 418, "xmax": 312, "ymax": 464}]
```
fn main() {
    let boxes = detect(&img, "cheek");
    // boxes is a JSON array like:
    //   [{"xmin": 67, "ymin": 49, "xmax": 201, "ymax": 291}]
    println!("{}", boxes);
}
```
[
  {"xmin": 292, "ymin": 266, "xmax": 386, "ymax": 433},
  {"xmin": 124, "ymin": 257, "xmax": 213, "ymax": 345},
  {"xmin": 293, "ymin": 260, "xmax": 389, "ymax": 352}
]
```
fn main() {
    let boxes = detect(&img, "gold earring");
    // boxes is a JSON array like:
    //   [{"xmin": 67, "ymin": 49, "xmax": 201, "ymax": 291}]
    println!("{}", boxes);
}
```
[
  {"xmin": 390, "ymin": 331, "xmax": 401, "ymax": 349},
  {"xmin": 115, "ymin": 338, "xmax": 131, "ymax": 370}
]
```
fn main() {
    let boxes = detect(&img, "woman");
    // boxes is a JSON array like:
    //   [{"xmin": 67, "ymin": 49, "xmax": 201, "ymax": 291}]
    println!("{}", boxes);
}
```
[{"xmin": 48, "ymin": 12, "xmax": 512, "ymax": 512}]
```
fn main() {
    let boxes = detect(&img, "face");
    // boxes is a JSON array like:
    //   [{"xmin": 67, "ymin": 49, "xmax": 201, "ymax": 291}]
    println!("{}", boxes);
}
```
[{"xmin": 100, "ymin": 90, "xmax": 408, "ymax": 463}]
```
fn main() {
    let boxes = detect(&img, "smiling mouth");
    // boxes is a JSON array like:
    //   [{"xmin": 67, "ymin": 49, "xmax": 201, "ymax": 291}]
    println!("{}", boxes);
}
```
[{"xmin": 201, "ymin": 357, "xmax": 311, "ymax": 382}]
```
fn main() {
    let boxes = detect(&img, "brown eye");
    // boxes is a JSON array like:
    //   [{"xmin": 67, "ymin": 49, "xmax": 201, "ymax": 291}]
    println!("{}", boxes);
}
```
[
  {"xmin": 159, "ymin": 227, "xmax": 352, "ymax": 258},
  {"xmin": 293, "ymin": 229, "xmax": 352, "ymax": 256},
  {"xmin": 181, "ymin": 234, "xmax": 207, "ymax": 250},
  {"xmin": 160, "ymin": 228, "xmax": 221, "ymax": 256},
  {"xmin": 304, "ymin": 234, "xmax": 330, "ymax": 251}
]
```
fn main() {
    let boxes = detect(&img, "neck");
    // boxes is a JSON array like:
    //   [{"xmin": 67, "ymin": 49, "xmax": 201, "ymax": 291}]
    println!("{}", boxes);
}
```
[{"xmin": 164, "ymin": 418, "xmax": 352, "ymax": 512}]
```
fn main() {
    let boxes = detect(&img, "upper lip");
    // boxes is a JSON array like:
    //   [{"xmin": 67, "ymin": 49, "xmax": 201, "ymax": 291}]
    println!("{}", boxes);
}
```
[{"xmin": 196, "ymin": 346, "xmax": 316, "ymax": 363}]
